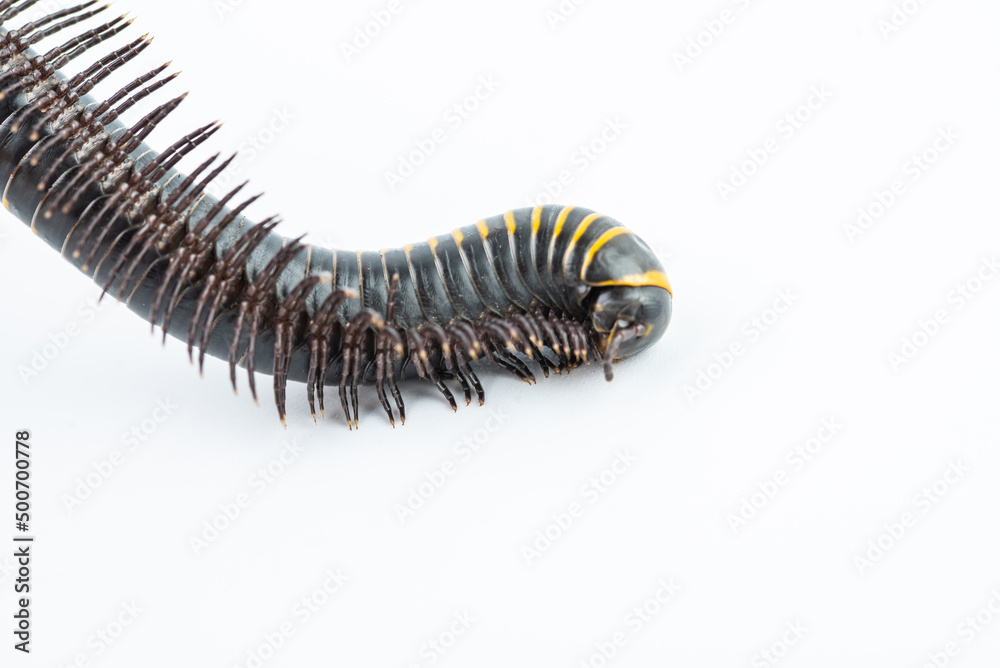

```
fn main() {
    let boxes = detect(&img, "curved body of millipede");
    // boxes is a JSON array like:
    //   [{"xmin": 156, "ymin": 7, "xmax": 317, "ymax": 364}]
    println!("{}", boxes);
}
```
[{"xmin": 0, "ymin": 1, "xmax": 672, "ymax": 428}]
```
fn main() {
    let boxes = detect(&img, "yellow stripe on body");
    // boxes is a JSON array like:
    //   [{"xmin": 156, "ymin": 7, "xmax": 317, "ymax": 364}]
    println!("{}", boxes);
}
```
[
  {"xmin": 588, "ymin": 270, "xmax": 672, "ymax": 296},
  {"xmin": 561, "ymin": 212, "xmax": 603, "ymax": 271},
  {"xmin": 476, "ymin": 220, "xmax": 490, "ymax": 239},
  {"xmin": 581, "ymin": 228, "xmax": 673, "ymax": 296},
  {"xmin": 546, "ymin": 206, "xmax": 575, "ymax": 269},
  {"xmin": 580, "ymin": 227, "xmax": 632, "ymax": 275},
  {"xmin": 504, "ymin": 211, "xmax": 517, "ymax": 235},
  {"xmin": 529, "ymin": 206, "xmax": 544, "ymax": 270}
]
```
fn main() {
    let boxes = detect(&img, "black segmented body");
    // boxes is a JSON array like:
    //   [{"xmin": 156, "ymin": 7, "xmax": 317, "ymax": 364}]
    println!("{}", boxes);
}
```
[{"xmin": 0, "ymin": 2, "xmax": 673, "ymax": 428}]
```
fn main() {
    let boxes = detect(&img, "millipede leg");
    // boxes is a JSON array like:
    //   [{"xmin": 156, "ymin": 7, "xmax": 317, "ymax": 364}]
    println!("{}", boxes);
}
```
[
  {"xmin": 306, "ymin": 338, "xmax": 320, "ymax": 423},
  {"xmin": 492, "ymin": 342, "xmax": 535, "ymax": 384},
  {"xmin": 317, "ymin": 341, "xmax": 333, "ymax": 420},
  {"xmin": 229, "ymin": 304, "xmax": 248, "ymax": 393},
  {"xmin": 375, "ymin": 342, "xmax": 394, "ymax": 428},
  {"xmin": 454, "ymin": 348, "xmax": 483, "ymax": 406},
  {"xmin": 387, "ymin": 364, "xmax": 405, "ymax": 425},
  {"xmin": 246, "ymin": 303, "xmax": 264, "ymax": 404},
  {"xmin": 273, "ymin": 324, "xmax": 288, "ymax": 426},
  {"xmin": 338, "ymin": 354, "xmax": 352, "ymax": 430},
  {"xmin": 350, "ymin": 346, "xmax": 362, "ymax": 429}
]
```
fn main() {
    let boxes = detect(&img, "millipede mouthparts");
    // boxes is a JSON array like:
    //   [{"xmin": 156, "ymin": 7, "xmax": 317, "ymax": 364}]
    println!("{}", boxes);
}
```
[{"xmin": 0, "ymin": 1, "xmax": 672, "ymax": 429}]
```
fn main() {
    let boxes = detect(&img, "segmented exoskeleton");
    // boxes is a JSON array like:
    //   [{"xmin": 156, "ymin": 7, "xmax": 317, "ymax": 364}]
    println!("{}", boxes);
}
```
[{"xmin": 0, "ymin": 2, "xmax": 673, "ymax": 428}]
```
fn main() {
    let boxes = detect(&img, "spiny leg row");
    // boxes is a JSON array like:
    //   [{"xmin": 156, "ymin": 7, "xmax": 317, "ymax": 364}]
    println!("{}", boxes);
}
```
[{"xmin": 212, "ymin": 264, "xmax": 605, "ymax": 430}]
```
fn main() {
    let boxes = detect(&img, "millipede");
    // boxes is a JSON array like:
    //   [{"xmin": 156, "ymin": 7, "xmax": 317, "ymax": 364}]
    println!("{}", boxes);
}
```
[{"xmin": 0, "ymin": 1, "xmax": 673, "ymax": 429}]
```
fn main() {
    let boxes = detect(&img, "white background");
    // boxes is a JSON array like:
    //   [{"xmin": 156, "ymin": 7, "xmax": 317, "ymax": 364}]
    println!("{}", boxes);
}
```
[{"xmin": 1, "ymin": 0, "xmax": 999, "ymax": 666}]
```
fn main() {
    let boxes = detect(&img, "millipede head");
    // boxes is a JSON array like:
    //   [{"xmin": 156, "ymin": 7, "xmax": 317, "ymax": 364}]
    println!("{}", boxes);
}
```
[
  {"xmin": 590, "ymin": 283, "xmax": 671, "ymax": 369},
  {"xmin": 580, "ymin": 229, "xmax": 673, "ymax": 377}
]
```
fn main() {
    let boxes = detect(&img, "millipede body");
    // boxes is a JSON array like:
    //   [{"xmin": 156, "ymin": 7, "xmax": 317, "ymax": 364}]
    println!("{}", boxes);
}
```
[{"xmin": 0, "ymin": 1, "xmax": 672, "ymax": 428}]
